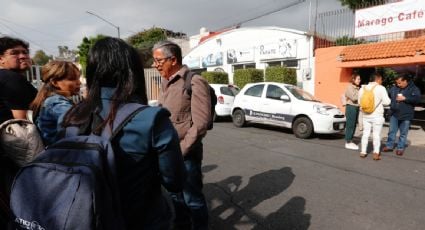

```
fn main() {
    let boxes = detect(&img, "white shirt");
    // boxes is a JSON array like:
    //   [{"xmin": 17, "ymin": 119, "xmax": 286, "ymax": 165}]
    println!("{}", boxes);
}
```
[{"xmin": 358, "ymin": 82, "xmax": 391, "ymax": 118}]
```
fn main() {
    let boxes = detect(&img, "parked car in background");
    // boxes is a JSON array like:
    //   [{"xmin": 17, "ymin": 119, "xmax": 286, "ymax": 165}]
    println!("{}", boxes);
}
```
[
  {"xmin": 231, "ymin": 82, "xmax": 346, "ymax": 138},
  {"xmin": 210, "ymin": 84, "xmax": 240, "ymax": 121}
]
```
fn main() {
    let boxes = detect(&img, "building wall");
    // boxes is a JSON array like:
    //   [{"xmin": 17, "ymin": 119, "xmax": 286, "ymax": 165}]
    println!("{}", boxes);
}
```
[
  {"xmin": 314, "ymin": 46, "xmax": 352, "ymax": 110},
  {"xmin": 183, "ymin": 27, "xmax": 315, "ymax": 94}
]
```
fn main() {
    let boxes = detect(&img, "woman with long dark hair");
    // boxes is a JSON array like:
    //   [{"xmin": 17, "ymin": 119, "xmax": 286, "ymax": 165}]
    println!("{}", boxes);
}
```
[{"xmin": 62, "ymin": 37, "xmax": 185, "ymax": 229}]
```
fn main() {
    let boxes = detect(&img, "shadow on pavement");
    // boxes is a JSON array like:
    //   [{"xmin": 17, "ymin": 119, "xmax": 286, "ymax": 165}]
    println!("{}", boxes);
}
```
[{"xmin": 203, "ymin": 166, "xmax": 311, "ymax": 230}]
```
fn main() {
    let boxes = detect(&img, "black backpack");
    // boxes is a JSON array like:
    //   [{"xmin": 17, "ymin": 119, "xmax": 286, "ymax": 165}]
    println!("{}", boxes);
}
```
[
  {"xmin": 10, "ymin": 103, "xmax": 147, "ymax": 230},
  {"xmin": 184, "ymin": 71, "xmax": 217, "ymax": 130}
]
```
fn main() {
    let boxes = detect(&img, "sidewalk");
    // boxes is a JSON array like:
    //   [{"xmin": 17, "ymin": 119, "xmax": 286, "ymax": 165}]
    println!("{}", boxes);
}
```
[{"xmin": 354, "ymin": 123, "xmax": 425, "ymax": 147}]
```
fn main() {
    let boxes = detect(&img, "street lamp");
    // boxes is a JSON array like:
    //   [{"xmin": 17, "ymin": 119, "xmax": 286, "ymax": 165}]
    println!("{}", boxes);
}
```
[{"xmin": 86, "ymin": 11, "xmax": 120, "ymax": 38}]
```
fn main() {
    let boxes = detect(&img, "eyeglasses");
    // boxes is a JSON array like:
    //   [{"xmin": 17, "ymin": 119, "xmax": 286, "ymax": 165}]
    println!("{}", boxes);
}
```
[
  {"xmin": 3, "ymin": 49, "xmax": 30, "ymax": 56},
  {"xmin": 153, "ymin": 56, "xmax": 171, "ymax": 65}
]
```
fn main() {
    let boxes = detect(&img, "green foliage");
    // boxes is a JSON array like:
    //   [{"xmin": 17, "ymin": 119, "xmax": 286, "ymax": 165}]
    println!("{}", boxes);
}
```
[
  {"xmin": 127, "ymin": 27, "xmax": 186, "ymax": 68},
  {"xmin": 32, "ymin": 50, "xmax": 51, "ymax": 65},
  {"xmin": 201, "ymin": 71, "xmax": 228, "ymax": 84},
  {"xmin": 377, "ymin": 67, "xmax": 398, "ymax": 89},
  {"xmin": 77, "ymin": 34, "xmax": 106, "ymax": 74},
  {"xmin": 265, "ymin": 66, "xmax": 297, "ymax": 85},
  {"xmin": 233, "ymin": 69, "xmax": 264, "ymax": 89},
  {"xmin": 127, "ymin": 28, "xmax": 167, "ymax": 49},
  {"xmin": 337, "ymin": 0, "xmax": 377, "ymax": 10},
  {"xmin": 335, "ymin": 36, "xmax": 366, "ymax": 46}
]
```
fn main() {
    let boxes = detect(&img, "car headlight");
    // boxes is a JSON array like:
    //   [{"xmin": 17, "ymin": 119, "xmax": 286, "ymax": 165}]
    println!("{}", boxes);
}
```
[{"xmin": 314, "ymin": 105, "xmax": 330, "ymax": 115}]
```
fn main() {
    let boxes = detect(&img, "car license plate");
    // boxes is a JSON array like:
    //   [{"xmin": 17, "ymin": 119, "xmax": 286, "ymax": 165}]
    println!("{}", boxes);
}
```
[{"xmin": 339, "ymin": 123, "xmax": 345, "ymax": 130}]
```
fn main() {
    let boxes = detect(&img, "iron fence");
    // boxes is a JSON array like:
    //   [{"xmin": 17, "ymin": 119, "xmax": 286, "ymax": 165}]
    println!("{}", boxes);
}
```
[
  {"xmin": 26, "ymin": 66, "xmax": 162, "ymax": 101},
  {"xmin": 314, "ymin": 0, "xmax": 425, "ymax": 49}
]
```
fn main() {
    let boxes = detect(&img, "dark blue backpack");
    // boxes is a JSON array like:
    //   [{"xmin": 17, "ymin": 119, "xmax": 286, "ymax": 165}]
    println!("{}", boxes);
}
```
[{"xmin": 10, "ymin": 103, "xmax": 146, "ymax": 230}]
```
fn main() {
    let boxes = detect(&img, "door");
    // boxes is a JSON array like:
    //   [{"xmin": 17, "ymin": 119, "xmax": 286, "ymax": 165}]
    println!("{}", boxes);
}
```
[
  {"xmin": 260, "ymin": 84, "xmax": 293, "ymax": 127},
  {"xmin": 239, "ymin": 84, "xmax": 265, "ymax": 122}
]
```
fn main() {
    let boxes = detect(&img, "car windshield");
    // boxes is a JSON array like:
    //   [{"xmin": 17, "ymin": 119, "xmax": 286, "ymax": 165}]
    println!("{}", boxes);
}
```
[{"xmin": 286, "ymin": 85, "xmax": 319, "ymax": 102}]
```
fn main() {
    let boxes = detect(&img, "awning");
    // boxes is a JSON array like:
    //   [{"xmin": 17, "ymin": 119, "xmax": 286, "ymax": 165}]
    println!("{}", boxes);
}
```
[{"xmin": 337, "ymin": 36, "xmax": 425, "ymax": 68}]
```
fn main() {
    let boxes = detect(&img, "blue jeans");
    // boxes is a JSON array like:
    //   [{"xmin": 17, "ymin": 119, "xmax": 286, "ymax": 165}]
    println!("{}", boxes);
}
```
[
  {"xmin": 170, "ymin": 143, "xmax": 208, "ymax": 230},
  {"xmin": 386, "ymin": 115, "xmax": 411, "ymax": 150}
]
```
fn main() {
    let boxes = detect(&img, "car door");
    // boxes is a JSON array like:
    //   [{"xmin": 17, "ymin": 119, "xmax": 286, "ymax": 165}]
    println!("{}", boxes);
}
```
[
  {"xmin": 259, "ymin": 84, "xmax": 292, "ymax": 127},
  {"xmin": 238, "ymin": 84, "xmax": 265, "ymax": 122}
]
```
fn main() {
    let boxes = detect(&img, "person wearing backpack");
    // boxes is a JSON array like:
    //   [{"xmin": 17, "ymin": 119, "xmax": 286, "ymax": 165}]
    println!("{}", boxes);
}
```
[
  {"xmin": 382, "ymin": 74, "xmax": 421, "ymax": 156},
  {"xmin": 358, "ymin": 72, "xmax": 391, "ymax": 160},
  {"xmin": 30, "ymin": 61, "xmax": 81, "ymax": 145},
  {"xmin": 343, "ymin": 73, "xmax": 361, "ymax": 150},
  {"xmin": 59, "ymin": 37, "xmax": 185, "ymax": 229},
  {"xmin": 153, "ymin": 40, "xmax": 211, "ymax": 230}
]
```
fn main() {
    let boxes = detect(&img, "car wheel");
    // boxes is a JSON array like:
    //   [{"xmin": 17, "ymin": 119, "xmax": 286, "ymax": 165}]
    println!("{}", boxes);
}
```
[
  {"xmin": 293, "ymin": 117, "xmax": 313, "ymax": 139},
  {"xmin": 232, "ymin": 109, "xmax": 246, "ymax": 127}
]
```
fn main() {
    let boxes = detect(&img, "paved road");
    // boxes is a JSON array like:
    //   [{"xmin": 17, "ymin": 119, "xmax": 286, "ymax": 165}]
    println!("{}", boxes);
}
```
[{"xmin": 202, "ymin": 121, "xmax": 425, "ymax": 230}]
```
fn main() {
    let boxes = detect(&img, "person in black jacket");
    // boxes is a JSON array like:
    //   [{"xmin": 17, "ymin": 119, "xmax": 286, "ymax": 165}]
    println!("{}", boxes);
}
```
[{"xmin": 383, "ymin": 74, "xmax": 421, "ymax": 156}]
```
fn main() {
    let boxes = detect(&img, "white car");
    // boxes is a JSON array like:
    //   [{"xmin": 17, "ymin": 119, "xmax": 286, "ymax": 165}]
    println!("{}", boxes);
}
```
[
  {"xmin": 210, "ymin": 84, "xmax": 240, "ymax": 121},
  {"xmin": 231, "ymin": 82, "xmax": 346, "ymax": 138}
]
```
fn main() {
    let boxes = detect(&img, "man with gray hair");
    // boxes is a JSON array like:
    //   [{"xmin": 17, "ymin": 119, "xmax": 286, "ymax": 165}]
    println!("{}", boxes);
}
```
[{"xmin": 152, "ymin": 40, "xmax": 211, "ymax": 230}]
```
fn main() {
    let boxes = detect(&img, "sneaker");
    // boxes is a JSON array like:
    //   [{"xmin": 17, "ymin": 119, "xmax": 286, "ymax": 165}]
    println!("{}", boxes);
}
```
[
  {"xmin": 360, "ymin": 153, "xmax": 367, "ymax": 158},
  {"xmin": 345, "ymin": 142, "xmax": 359, "ymax": 150}
]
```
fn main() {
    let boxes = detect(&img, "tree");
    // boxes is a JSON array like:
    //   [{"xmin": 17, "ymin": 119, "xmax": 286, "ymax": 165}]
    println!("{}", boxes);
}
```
[
  {"xmin": 337, "ymin": 0, "xmax": 382, "ymax": 10},
  {"xmin": 56, "ymin": 46, "xmax": 78, "ymax": 62},
  {"xmin": 32, "ymin": 50, "xmax": 51, "ymax": 65},
  {"xmin": 335, "ymin": 35, "xmax": 366, "ymax": 46},
  {"xmin": 77, "ymin": 34, "xmax": 106, "ymax": 73},
  {"xmin": 127, "ymin": 27, "xmax": 186, "ymax": 67}
]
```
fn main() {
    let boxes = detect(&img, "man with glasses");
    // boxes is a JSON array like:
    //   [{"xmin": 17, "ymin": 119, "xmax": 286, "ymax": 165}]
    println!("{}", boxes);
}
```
[
  {"xmin": 0, "ymin": 36, "xmax": 37, "ymax": 229},
  {"xmin": 0, "ymin": 36, "xmax": 37, "ymax": 123},
  {"xmin": 153, "ymin": 40, "xmax": 211, "ymax": 230}
]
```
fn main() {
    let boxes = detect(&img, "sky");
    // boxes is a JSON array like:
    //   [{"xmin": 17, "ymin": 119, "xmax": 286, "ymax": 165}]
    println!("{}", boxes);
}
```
[{"xmin": 0, "ymin": 0, "xmax": 347, "ymax": 56}]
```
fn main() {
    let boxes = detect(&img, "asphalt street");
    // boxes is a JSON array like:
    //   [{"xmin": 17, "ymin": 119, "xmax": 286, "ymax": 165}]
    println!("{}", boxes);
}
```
[{"xmin": 202, "ymin": 121, "xmax": 425, "ymax": 230}]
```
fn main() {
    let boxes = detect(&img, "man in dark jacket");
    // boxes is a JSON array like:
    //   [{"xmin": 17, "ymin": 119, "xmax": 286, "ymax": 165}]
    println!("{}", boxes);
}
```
[{"xmin": 383, "ymin": 75, "xmax": 421, "ymax": 156}]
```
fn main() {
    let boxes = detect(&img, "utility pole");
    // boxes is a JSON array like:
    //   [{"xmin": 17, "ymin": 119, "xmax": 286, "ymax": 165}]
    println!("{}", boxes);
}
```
[{"xmin": 86, "ymin": 11, "xmax": 120, "ymax": 38}]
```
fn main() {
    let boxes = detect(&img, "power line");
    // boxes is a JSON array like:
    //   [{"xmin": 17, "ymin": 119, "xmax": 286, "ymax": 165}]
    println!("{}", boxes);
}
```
[
  {"xmin": 0, "ymin": 17, "xmax": 64, "ymax": 40},
  {"xmin": 218, "ymin": 0, "xmax": 306, "ymax": 30},
  {"xmin": 0, "ymin": 21, "xmax": 55, "ymax": 54}
]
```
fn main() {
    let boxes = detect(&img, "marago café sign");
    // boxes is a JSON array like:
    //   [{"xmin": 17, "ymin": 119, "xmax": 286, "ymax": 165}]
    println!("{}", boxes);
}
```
[{"xmin": 355, "ymin": 0, "xmax": 425, "ymax": 38}]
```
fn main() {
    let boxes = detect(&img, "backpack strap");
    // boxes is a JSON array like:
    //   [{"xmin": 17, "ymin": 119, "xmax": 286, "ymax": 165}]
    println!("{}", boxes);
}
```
[
  {"xmin": 101, "ymin": 103, "xmax": 148, "ymax": 140},
  {"xmin": 183, "ymin": 71, "xmax": 196, "ymax": 97},
  {"xmin": 64, "ymin": 103, "xmax": 148, "ymax": 139}
]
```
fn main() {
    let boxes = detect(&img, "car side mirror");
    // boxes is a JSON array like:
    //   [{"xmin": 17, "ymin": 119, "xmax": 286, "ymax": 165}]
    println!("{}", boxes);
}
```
[{"xmin": 280, "ymin": 95, "xmax": 290, "ymax": 102}]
